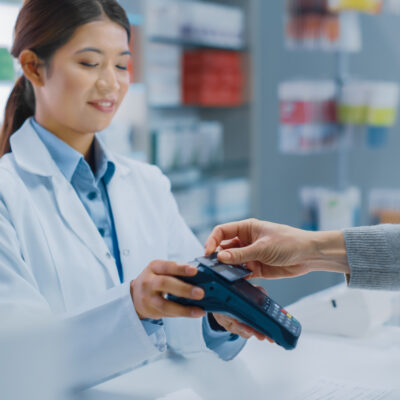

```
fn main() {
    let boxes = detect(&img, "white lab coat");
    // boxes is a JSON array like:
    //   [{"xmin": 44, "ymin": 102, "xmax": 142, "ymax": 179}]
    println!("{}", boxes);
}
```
[{"xmin": 0, "ymin": 120, "xmax": 209, "ymax": 387}]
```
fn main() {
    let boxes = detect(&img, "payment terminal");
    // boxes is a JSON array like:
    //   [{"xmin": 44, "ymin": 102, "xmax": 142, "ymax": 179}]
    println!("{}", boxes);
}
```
[{"xmin": 168, "ymin": 252, "xmax": 301, "ymax": 350}]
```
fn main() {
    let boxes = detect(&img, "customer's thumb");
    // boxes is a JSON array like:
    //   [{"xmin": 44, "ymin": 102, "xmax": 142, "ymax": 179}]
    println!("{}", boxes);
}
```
[{"xmin": 218, "ymin": 243, "xmax": 259, "ymax": 265}]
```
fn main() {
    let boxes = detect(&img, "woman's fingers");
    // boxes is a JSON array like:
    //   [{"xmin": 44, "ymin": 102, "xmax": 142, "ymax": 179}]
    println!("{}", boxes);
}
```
[
  {"xmin": 150, "ymin": 260, "xmax": 198, "ymax": 277},
  {"xmin": 153, "ymin": 275, "xmax": 204, "ymax": 300},
  {"xmin": 214, "ymin": 314, "xmax": 253, "ymax": 338},
  {"xmin": 151, "ymin": 295, "xmax": 205, "ymax": 318},
  {"xmin": 212, "ymin": 313, "xmax": 269, "ymax": 340}
]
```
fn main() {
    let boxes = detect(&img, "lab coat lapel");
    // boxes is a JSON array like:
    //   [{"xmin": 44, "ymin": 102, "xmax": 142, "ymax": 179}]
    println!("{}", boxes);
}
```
[
  {"xmin": 52, "ymin": 178, "xmax": 120, "ymax": 286},
  {"xmin": 106, "ymin": 172, "xmax": 143, "ymax": 280}
]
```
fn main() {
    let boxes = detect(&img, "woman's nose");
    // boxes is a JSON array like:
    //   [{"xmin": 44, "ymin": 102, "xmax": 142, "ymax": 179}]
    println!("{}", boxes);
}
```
[{"xmin": 96, "ymin": 66, "xmax": 120, "ymax": 93}]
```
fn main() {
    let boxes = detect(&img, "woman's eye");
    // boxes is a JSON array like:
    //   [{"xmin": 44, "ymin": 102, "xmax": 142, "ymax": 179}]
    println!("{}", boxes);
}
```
[
  {"xmin": 116, "ymin": 65, "xmax": 128, "ymax": 71},
  {"xmin": 80, "ymin": 62, "xmax": 98, "ymax": 68}
]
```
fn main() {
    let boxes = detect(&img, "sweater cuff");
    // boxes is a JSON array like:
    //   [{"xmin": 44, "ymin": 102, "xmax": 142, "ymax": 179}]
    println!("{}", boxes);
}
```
[{"xmin": 343, "ymin": 224, "xmax": 400, "ymax": 290}]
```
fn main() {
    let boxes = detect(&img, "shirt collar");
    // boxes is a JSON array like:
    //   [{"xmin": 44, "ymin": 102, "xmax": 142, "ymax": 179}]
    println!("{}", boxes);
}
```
[{"xmin": 30, "ymin": 118, "xmax": 115, "ymax": 184}]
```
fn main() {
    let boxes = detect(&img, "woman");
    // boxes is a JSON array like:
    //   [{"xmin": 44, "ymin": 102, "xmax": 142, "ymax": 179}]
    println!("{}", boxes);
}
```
[{"xmin": 0, "ymin": 0, "xmax": 258, "ymax": 388}]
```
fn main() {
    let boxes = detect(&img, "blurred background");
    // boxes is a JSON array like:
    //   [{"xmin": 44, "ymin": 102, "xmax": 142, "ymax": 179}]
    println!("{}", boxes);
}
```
[{"xmin": 2, "ymin": 0, "xmax": 400, "ymax": 307}]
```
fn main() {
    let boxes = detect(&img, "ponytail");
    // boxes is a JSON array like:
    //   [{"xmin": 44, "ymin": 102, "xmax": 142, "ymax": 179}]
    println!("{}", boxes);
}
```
[{"xmin": 0, "ymin": 76, "xmax": 35, "ymax": 155}]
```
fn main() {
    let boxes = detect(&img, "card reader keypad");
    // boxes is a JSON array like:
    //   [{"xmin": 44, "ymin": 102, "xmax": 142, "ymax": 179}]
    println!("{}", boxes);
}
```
[{"xmin": 265, "ymin": 299, "xmax": 300, "ymax": 336}]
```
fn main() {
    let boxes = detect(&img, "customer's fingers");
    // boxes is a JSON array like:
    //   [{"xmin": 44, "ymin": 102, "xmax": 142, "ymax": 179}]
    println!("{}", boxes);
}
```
[
  {"xmin": 218, "ymin": 241, "xmax": 261, "ymax": 265},
  {"xmin": 204, "ymin": 220, "xmax": 253, "ymax": 255},
  {"xmin": 218, "ymin": 237, "xmax": 242, "ymax": 251}
]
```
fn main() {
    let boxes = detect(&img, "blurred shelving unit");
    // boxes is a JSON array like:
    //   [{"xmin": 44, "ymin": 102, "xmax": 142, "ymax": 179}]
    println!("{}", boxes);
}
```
[
  {"xmin": 115, "ymin": 0, "xmax": 253, "ymax": 243},
  {"xmin": 0, "ymin": 1, "xmax": 21, "ymax": 125}
]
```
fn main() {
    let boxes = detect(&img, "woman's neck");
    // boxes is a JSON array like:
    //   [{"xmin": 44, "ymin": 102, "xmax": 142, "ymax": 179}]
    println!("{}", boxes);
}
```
[{"xmin": 34, "ymin": 114, "xmax": 95, "ymax": 162}]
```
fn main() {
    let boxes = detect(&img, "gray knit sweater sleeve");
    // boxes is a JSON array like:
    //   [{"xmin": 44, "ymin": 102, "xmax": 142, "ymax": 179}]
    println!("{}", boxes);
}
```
[{"xmin": 343, "ymin": 224, "xmax": 400, "ymax": 290}]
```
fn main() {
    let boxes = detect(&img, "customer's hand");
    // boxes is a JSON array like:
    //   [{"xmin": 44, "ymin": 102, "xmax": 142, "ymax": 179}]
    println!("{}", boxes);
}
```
[
  {"xmin": 205, "ymin": 218, "xmax": 349, "ymax": 279},
  {"xmin": 130, "ymin": 260, "xmax": 206, "ymax": 320}
]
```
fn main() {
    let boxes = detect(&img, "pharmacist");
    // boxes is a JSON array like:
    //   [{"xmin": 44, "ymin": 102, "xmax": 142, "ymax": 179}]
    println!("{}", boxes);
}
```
[{"xmin": 0, "ymin": 0, "xmax": 257, "ymax": 388}]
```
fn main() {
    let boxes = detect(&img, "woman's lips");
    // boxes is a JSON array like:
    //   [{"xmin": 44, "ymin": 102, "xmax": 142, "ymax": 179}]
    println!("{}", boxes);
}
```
[{"xmin": 87, "ymin": 100, "xmax": 116, "ymax": 113}]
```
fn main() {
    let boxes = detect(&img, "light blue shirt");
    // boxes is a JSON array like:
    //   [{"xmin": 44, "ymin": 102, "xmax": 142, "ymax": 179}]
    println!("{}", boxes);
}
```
[{"xmin": 31, "ymin": 117, "xmax": 245, "ymax": 360}]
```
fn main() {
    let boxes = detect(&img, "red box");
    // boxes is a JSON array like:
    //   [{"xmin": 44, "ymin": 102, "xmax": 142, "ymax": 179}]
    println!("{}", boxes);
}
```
[{"xmin": 182, "ymin": 49, "xmax": 244, "ymax": 107}]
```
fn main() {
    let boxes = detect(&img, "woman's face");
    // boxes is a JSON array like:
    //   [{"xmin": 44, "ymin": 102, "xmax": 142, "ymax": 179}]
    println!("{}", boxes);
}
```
[{"xmin": 36, "ymin": 18, "xmax": 131, "ymax": 137}]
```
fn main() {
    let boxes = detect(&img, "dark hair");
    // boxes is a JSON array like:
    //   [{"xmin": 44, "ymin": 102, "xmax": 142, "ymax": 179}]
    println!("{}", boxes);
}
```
[{"xmin": 0, "ymin": 0, "xmax": 130, "ymax": 155}]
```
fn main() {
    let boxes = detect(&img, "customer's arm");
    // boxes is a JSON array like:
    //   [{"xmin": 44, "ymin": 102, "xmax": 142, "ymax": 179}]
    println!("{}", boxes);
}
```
[
  {"xmin": 344, "ymin": 224, "xmax": 400, "ymax": 290},
  {"xmin": 205, "ymin": 219, "xmax": 400, "ymax": 290}
]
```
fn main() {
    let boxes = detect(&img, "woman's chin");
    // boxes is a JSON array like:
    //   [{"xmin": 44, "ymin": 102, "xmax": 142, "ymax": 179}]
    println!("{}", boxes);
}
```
[{"xmin": 81, "ymin": 119, "xmax": 113, "ymax": 134}]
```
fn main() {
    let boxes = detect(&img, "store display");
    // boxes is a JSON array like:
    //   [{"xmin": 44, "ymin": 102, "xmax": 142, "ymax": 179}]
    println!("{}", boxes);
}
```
[
  {"xmin": 147, "ymin": 0, "xmax": 244, "ymax": 49},
  {"xmin": 0, "ymin": 3, "xmax": 20, "ymax": 48},
  {"xmin": 339, "ymin": 81, "xmax": 399, "ymax": 147},
  {"xmin": 285, "ymin": 0, "xmax": 362, "ymax": 51},
  {"xmin": 369, "ymin": 189, "xmax": 400, "ymax": 224},
  {"xmin": 147, "ymin": 43, "xmax": 181, "ymax": 106},
  {"xmin": 279, "ymin": 79, "xmax": 399, "ymax": 153},
  {"xmin": 152, "ymin": 119, "xmax": 224, "ymax": 171},
  {"xmin": 301, "ymin": 187, "xmax": 361, "ymax": 230},
  {"xmin": 328, "ymin": 0, "xmax": 382, "ymax": 13},
  {"xmin": 174, "ymin": 178, "xmax": 250, "ymax": 232},
  {"xmin": 126, "ymin": 15, "xmax": 143, "ymax": 84},
  {"xmin": 0, "ymin": 48, "xmax": 14, "ymax": 81},
  {"xmin": 387, "ymin": 0, "xmax": 400, "ymax": 13},
  {"xmin": 214, "ymin": 178, "xmax": 250, "ymax": 223},
  {"xmin": 183, "ymin": 49, "xmax": 244, "ymax": 107},
  {"xmin": 286, "ymin": 0, "xmax": 340, "ymax": 50},
  {"xmin": 279, "ymin": 80, "xmax": 339, "ymax": 153}
]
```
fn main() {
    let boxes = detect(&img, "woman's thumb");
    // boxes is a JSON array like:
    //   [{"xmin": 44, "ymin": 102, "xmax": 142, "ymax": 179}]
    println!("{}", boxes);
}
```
[{"xmin": 218, "ymin": 242, "xmax": 260, "ymax": 265}]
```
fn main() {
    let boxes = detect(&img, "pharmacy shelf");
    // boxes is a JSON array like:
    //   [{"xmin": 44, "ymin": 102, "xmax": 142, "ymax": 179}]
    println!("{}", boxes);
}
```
[
  {"xmin": 148, "ymin": 103, "xmax": 250, "ymax": 110},
  {"xmin": 165, "ymin": 160, "xmax": 249, "ymax": 190},
  {"xmin": 190, "ymin": 214, "xmax": 251, "ymax": 233},
  {"xmin": 113, "ymin": 0, "xmax": 253, "ymax": 240},
  {"xmin": 148, "ymin": 35, "xmax": 247, "ymax": 51}
]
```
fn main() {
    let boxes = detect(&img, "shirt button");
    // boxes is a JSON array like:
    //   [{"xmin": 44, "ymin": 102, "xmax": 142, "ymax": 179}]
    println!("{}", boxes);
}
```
[
  {"xmin": 122, "ymin": 249, "xmax": 130, "ymax": 256},
  {"xmin": 88, "ymin": 192, "xmax": 97, "ymax": 200},
  {"xmin": 98, "ymin": 228, "xmax": 105, "ymax": 237},
  {"xmin": 106, "ymin": 252, "xmax": 112, "ymax": 259}
]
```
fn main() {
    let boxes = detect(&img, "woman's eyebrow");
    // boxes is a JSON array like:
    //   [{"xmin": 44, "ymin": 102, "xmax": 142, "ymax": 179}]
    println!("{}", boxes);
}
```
[{"xmin": 75, "ymin": 47, "xmax": 132, "ymax": 56}]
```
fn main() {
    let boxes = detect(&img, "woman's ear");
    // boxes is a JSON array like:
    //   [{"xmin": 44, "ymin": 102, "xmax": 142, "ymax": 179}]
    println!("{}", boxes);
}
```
[{"xmin": 19, "ymin": 50, "xmax": 45, "ymax": 87}]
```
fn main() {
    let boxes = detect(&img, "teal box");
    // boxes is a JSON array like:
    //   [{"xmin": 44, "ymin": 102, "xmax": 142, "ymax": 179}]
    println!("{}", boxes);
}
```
[{"xmin": 0, "ymin": 48, "xmax": 14, "ymax": 81}]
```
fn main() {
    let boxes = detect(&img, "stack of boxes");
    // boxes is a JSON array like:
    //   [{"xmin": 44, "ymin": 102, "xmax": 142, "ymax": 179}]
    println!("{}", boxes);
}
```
[
  {"xmin": 147, "ymin": 43, "xmax": 182, "ymax": 106},
  {"xmin": 182, "ymin": 50, "xmax": 244, "ymax": 107},
  {"xmin": 147, "ymin": 0, "xmax": 244, "ymax": 49}
]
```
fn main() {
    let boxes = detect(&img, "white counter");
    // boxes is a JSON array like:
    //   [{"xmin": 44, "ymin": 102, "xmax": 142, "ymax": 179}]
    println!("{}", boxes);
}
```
[{"xmin": 81, "ymin": 325, "xmax": 400, "ymax": 400}]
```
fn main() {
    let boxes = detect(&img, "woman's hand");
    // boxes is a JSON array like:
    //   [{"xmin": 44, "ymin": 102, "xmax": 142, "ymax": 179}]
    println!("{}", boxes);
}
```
[
  {"xmin": 130, "ymin": 260, "xmax": 206, "ymax": 320},
  {"xmin": 211, "ymin": 313, "xmax": 273, "ymax": 342},
  {"xmin": 211, "ymin": 285, "xmax": 274, "ymax": 342}
]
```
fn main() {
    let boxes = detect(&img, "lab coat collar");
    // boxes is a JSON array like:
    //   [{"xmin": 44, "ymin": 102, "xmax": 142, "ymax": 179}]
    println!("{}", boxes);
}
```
[{"xmin": 10, "ymin": 118, "xmax": 131, "ymax": 179}]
